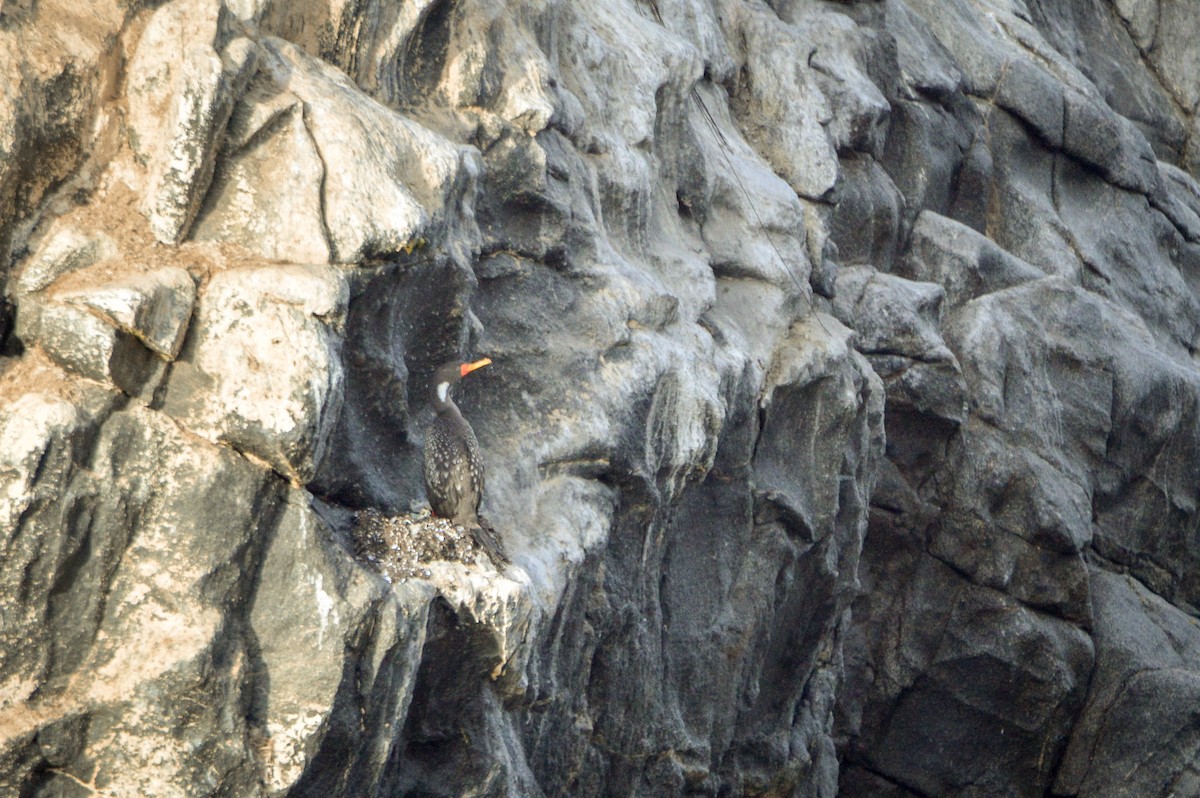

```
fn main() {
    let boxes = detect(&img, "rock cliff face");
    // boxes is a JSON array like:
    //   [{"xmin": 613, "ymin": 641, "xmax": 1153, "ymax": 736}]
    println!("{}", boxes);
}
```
[{"xmin": 2, "ymin": 0, "xmax": 1199, "ymax": 796}]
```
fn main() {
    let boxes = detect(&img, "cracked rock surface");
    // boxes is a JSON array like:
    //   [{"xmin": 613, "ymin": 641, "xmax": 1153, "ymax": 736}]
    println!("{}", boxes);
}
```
[{"xmin": 1, "ymin": 1, "xmax": 1199, "ymax": 796}]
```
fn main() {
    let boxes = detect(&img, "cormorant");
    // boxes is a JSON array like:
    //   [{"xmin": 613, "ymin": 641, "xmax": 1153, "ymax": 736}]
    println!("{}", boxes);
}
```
[{"xmin": 423, "ymin": 357, "xmax": 509, "ymax": 566}]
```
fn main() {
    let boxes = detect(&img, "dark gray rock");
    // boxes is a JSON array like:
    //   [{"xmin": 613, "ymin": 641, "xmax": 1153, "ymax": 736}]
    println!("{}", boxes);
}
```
[
  {"xmin": 1053, "ymin": 154, "xmax": 1200, "ymax": 356},
  {"xmin": 1150, "ymin": 160, "xmax": 1200, "ymax": 243},
  {"xmin": 1026, "ymin": 0, "xmax": 1187, "ymax": 162},
  {"xmin": 994, "ymin": 57, "xmax": 1065, "ymax": 148},
  {"xmin": 944, "ymin": 279, "xmax": 1116, "ymax": 473},
  {"xmin": 900, "ymin": 0, "xmax": 1010, "ymax": 96},
  {"xmin": 829, "ymin": 154, "xmax": 903, "ymax": 269},
  {"xmin": 1101, "ymin": 0, "xmax": 1200, "ymax": 168},
  {"xmin": 838, "ymin": 765, "xmax": 923, "ymax": 797},
  {"xmin": 309, "ymin": 256, "xmax": 476, "ymax": 511},
  {"xmin": 838, "ymin": 524, "xmax": 1093, "ymax": 798},
  {"xmin": 877, "ymin": 0, "xmax": 963, "ymax": 102},
  {"xmin": 803, "ymin": 14, "xmax": 892, "ymax": 157},
  {"xmin": 879, "ymin": 96, "xmax": 976, "ymax": 230},
  {"xmin": 982, "ymin": 107, "xmax": 1085, "ymax": 278},
  {"xmin": 900, "ymin": 210, "xmax": 1043, "ymax": 309},
  {"xmin": 1055, "ymin": 569, "xmax": 1200, "ymax": 797},
  {"xmin": 1062, "ymin": 87, "xmax": 1161, "ymax": 195},
  {"xmin": 829, "ymin": 7, "xmax": 1200, "ymax": 795},
  {"xmin": 833, "ymin": 266, "xmax": 966, "ymax": 432},
  {"xmin": 931, "ymin": 421, "xmax": 1094, "ymax": 619}
]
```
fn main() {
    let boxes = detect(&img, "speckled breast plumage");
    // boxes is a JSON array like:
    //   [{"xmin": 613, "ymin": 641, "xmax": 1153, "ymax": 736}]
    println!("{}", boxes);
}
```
[{"xmin": 423, "ymin": 406, "xmax": 484, "ymax": 525}]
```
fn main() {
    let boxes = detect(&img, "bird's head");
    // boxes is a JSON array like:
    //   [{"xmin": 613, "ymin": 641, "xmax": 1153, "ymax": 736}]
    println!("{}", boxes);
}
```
[{"xmin": 432, "ymin": 357, "xmax": 491, "ymax": 405}]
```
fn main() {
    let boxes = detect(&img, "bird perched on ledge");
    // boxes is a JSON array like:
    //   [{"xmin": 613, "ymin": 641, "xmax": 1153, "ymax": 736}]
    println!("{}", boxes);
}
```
[{"xmin": 423, "ymin": 357, "xmax": 509, "ymax": 567}]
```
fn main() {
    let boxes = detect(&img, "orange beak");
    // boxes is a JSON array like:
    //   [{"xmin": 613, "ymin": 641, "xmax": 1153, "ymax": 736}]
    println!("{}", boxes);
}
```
[{"xmin": 459, "ymin": 357, "xmax": 491, "ymax": 377}]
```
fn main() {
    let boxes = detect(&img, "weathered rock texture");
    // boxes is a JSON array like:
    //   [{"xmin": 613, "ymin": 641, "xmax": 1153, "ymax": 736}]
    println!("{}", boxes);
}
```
[{"xmin": 1, "ymin": 0, "xmax": 1198, "ymax": 796}]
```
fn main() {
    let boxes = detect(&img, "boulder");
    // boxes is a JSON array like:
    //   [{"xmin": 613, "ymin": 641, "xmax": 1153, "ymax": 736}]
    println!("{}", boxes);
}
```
[
  {"xmin": 125, "ymin": 0, "xmax": 258, "ymax": 244},
  {"xmin": 160, "ymin": 264, "xmax": 347, "ymax": 483},
  {"xmin": 191, "ymin": 37, "xmax": 480, "ymax": 264}
]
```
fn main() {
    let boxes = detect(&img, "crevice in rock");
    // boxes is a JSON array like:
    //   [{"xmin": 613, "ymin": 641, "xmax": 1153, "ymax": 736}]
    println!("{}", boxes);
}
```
[
  {"xmin": 397, "ymin": 0, "xmax": 455, "ymax": 114},
  {"xmin": 299, "ymin": 101, "xmax": 337, "ymax": 262},
  {"xmin": 390, "ymin": 597, "xmax": 508, "ymax": 794}
]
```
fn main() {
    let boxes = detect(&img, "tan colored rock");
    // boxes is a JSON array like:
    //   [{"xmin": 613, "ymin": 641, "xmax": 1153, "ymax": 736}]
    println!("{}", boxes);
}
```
[
  {"xmin": 0, "ymin": 356, "xmax": 116, "ymax": 727},
  {"xmin": 0, "ymin": 0, "xmax": 126, "ymax": 262},
  {"xmin": 191, "ymin": 100, "xmax": 331, "ymax": 262},
  {"xmin": 160, "ymin": 263, "xmax": 347, "ymax": 482},
  {"xmin": 14, "ymin": 261, "xmax": 196, "ymax": 396},
  {"xmin": 0, "ymin": 405, "xmax": 273, "ymax": 798},
  {"xmin": 251, "ymin": 494, "xmax": 432, "ymax": 793},
  {"xmin": 125, "ymin": 0, "xmax": 258, "ymax": 244},
  {"xmin": 268, "ymin": 37, "xmax": 471, "ymax": 261},
  {"xmin": 191, "ymin": 36, "xmax": 479, "ymax": 264},
  {"xmin": 57, "ymin": 266, "xmax": 196, "ymax": 359},
  {"xmin": 10, "ymin": 223, "xmax": 119, "ymax": 298},
  {"xmin": 15, "ymin": 296, "xmax": 166, "ymax": 397}
]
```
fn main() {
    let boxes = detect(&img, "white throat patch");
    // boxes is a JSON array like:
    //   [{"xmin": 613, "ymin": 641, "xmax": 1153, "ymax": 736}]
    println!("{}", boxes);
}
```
[{"xmin": 437, "ymin": 382, "xmax": 450, "ymax": 403}]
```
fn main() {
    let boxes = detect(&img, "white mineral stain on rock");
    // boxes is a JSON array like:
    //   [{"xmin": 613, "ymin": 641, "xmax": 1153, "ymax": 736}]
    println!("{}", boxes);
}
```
[
  {"xmin": 311, "ymin": 571, "xmax": 337, "ymax": 649},
  {"xmin": 0, "ymin": 393, "xmax": 80, "ymax": 535},
  {"xmin": 263, "ymin": 710, "xmax": 327, "ymax": 790}
]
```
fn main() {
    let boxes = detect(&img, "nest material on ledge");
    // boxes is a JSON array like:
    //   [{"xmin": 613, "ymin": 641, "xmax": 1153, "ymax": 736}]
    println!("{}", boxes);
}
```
[{"xmin": 352, "ymin": 508, "xmax": 484, "ymax": 581}]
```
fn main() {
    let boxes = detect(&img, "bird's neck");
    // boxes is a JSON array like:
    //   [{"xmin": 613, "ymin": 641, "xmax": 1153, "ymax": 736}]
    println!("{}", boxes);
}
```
[{"xmin": 433, "ymin": 382, "xmax": 460, "ymax": 416}]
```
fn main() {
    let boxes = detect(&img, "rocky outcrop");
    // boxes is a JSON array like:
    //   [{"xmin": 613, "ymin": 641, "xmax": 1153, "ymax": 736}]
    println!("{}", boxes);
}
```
[
  {"xmin": 1, "ymin": 0, "xmax": 1199, "ymax": 796},
  {"xmin": 828, "ymin": 3, "xmax": 1200, "ymax": 796}
]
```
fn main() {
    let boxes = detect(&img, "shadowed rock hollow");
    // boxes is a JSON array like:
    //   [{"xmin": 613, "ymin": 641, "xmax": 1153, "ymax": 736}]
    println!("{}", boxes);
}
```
[{"xmin": 1, "ymin": 1, "xmax": 1199, "ymax": 796}]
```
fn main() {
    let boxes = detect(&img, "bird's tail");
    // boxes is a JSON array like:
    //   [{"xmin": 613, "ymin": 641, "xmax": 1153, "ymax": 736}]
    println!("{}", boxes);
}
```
[{"xmin": 470, "ymin": 516, "xmax": 511, "ymax": 568}]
